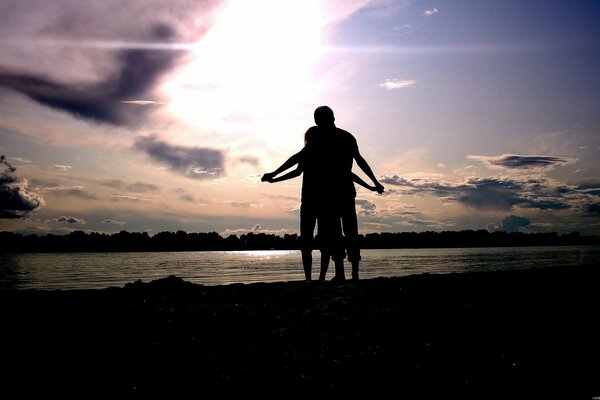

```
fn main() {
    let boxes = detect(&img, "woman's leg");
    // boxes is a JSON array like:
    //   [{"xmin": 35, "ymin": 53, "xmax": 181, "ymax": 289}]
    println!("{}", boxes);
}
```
[{"xmin": 300, "ymin": 203, "xmax": 317, "ymax": 281}]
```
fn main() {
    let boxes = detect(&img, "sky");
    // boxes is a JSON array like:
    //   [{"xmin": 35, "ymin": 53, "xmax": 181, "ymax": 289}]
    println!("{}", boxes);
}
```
[{"xmin": 1, "ymin": 0, "xmax": 599, "ymax": 236}]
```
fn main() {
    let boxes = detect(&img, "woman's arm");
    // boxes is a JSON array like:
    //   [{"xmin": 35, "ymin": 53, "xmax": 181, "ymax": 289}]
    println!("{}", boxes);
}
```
[
  {"xmin": 271, "ymin": 166, "xmax": 302, "ymax": 183},
  {"xmin": 262, "ymin": 149, "xmax": 303, "ymax": 182}
]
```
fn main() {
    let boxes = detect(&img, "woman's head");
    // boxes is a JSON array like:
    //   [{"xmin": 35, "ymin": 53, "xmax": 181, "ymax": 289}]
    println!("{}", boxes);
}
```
[{"xmin": 304, "ymin": 126, "xmax": 320, "ymax": 144}]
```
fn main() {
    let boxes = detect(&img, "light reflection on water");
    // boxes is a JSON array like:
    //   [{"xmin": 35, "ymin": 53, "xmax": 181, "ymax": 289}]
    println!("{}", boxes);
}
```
[{"xmin": 0, "ymin": 246, "xmax": 598, "ymax": 290}]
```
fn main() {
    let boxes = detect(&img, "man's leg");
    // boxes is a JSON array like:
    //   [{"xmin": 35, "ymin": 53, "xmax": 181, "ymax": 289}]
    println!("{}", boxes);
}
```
[
  {"xmin": 319, "ymin": 250, "xmax": 330, "ymax": 281},
  {"xmin": 341, "ymin": 199, "xmax": 361, "ymax": 281},
  {"xmin": 300, "ymin": 203, "xmax": 317, "ymax": 281}
]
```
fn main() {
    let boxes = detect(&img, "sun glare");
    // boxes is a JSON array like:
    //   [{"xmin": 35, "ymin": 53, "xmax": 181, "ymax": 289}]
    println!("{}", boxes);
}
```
[{"xmin": 165, "ymin": 0, "xmax": 325, "ymax": 147}]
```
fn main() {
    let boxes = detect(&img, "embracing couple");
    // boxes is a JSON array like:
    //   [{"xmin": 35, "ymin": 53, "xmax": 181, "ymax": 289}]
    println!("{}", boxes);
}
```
[{"xmin": 262, "ymin": 106, "xmax": 384, "ymax": 282}]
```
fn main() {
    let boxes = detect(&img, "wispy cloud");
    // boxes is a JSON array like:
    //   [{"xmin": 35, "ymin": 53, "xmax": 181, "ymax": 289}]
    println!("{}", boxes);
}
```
[
  {"xmin": 111, "ymin": 194, "xmax": 149, "ymax": 202},
  {"xmin": 468, "ymin": 154, "xmax": 577, "ymax": 170},
  {"xmin": 120, "ymin": 100, "xmax": 165, "ymax": 106},
  {"xmin": 36, "ymin": 185, "xmax": 98, "ymax": 200},
  {"xmin": 99, "ymin": 178, "xmax": 159, "ymax": 193},
  {"xmin": 221, "ymin": 224, "xmax": 290, "ymax": 236},
  {"xmin": 102, "ymin": 219, "xmax": 126, "ymax": 225},
  {"xmin": 378, "ymin": 79, "xmax": 417, "ymax": 90},
  {"xmin": 424, "ymin": 8, "xmax": 439, "ymax": 17},
  {"xmin": 51, "ymin": 164, "xmax": 72, "ymax": 171}
]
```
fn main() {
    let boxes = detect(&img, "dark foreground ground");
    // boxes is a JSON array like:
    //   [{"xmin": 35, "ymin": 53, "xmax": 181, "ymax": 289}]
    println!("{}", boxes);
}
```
[{"xmin": 1, "ymin": 265, "xmax": 599, "ymax": 398}]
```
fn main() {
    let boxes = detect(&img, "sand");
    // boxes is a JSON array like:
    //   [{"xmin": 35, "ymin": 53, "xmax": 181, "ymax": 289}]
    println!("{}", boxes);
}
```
[{"xmin": 1, "ymin": 264, "xmax": 598, "ymax": 398}]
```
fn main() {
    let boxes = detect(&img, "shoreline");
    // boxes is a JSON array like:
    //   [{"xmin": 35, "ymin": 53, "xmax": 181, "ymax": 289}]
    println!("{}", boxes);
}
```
[{"xmin": 1, "ymin": 264, "xmax": 598, "ymax": 397}]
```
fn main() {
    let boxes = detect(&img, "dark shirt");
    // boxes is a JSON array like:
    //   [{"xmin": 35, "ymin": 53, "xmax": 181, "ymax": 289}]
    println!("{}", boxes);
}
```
[{"xmin": 300, "ymin": 126, "xmax": 359, "ymax": 205}]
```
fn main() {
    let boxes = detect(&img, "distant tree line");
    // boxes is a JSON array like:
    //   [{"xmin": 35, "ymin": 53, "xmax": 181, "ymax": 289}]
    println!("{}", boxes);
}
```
[{"xmin": 0, "ymin": 230, "xmax": 598, "ymax": 253}]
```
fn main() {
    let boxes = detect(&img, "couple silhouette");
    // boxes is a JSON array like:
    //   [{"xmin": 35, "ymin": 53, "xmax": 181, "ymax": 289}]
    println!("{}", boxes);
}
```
[{"xmin": 262, "ymin": 106, "xmax": 384, "ymax": 282}]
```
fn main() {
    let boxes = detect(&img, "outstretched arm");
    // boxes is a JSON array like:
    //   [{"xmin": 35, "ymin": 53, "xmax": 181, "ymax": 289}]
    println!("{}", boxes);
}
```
[
  {"xmin": 271, "ymin": 166, "xmax": 302, "ymax": 183},
  {"xmin": 262, "ymin": 150, "xmax": 303, "ymax": 182},
  {"xmin": 351, "ymin": 172, "xmax": 377, "ymax": 192},
  {"xmin": 354, "ymin": 152, "xmax": 384, "ymax": 193}
]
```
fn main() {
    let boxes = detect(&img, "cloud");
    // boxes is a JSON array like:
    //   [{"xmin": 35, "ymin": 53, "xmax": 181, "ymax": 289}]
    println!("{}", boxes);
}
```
[
  {"xmin": 0, "ymin": 42, "xmax": 180, "ymax": 126},
  {"xmin": 424, "ymin": 8, "xmax": 439, "ymax": 16},
  {"xmin": 37, "ymin": 185, "xmax": 98, "ymax": 200},
  {"xmin": 229, "ymin": 201, "xmax": 262, "ymax": 208},
  {"xmin": 102, "ymin": 219, "xmax": 126, "ymax": 225},
  {"xmin": 180, "ymin": 194, "xmax": 195, "ymax": 202},
  {"xmin": 134, "ymin": 135, "xmax": 225, "ymax": 179},
  {"xmin": 355, "ymin": 198, "xmax": 377, "ymax": 216},
  {"xmin": 100, "ymin": 178, "xmax": 159, "ymax": 193},
  {"xmin": 0, "ymin": 155, "xmax": 44, "ymax": 218},
  {"xmin": 221, "ymin": 224, "xmax": 290, "ymax": 236},
  {"xmin": 588, "ymin": 203, "xmax": 600, "ymax": 214},
  {"xmin": 236, "ymin": 156, "xmax": 260, "ymax": 166},
  {"xmin": 378, "ymin": 79, "xmax": 417, "ymax": 90},
  {"xmin": 468, "ymin": 154, "xmax": 577, "ymax": 170},
  {"xmin": 111, "ymin": 194, "xmax": 148, "ymax": 202},
  {"xmin": 0, "ymin": 1, "xmax": 223, "ymax": 126},
  {"xmin": 380, "ymin": 174, "xmax": 575, "ymax": 211},
  {"xmin": 576, "ymin": 181, "xmax": 600, "ymax": 196},
  {"xmin": 52, "ymin": 164, "xmax": 72, "ymax": 171},
  {"xmin": 498, "ymin": 215, "xmax": 530, "ymax": 232},
  {"xmin": 120, "ymin": 100, "xmax": 165, "ymax": 106},
  {"xmin": 47, "ymin": 215, "xmax": 86, "ymax": 224}
]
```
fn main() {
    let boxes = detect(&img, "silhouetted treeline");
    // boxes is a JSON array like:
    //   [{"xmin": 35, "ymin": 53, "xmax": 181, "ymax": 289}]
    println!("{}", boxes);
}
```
[{"xmin": 0, "ymin": 229, "xmax": 598, "ymax": 253}]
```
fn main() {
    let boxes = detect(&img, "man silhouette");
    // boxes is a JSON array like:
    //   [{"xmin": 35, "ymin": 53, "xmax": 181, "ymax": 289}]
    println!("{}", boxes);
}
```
[{"xmin": 263, "ymin": 106, "xmax": 384, "ymax": 281}]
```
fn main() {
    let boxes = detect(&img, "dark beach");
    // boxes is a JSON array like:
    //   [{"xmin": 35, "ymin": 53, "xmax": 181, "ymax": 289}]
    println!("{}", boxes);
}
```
[{"xmin": 2, "ymin": 264, "xmax": 598, "ymax": 398}]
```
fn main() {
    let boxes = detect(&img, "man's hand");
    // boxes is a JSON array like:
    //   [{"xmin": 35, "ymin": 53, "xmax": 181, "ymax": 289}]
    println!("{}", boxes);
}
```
[
  {"xmin": 375, "ymin": 183, "xmax": 385, "ymax": 194},
  {"xmin": 261, "ymin": 173, "xmax": 275, "ymax": 183}
]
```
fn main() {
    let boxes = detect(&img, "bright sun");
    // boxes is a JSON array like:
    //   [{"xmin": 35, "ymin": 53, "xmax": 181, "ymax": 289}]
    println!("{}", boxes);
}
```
[{"xmin": 165, "ymin": 0, "xmax": 325, "ymax": 147}]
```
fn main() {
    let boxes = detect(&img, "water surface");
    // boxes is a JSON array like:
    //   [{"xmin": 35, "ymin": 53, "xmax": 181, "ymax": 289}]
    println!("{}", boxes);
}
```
[{"xmin": 1, "ymin": 246, "xmax": 598, "ymax": 290}]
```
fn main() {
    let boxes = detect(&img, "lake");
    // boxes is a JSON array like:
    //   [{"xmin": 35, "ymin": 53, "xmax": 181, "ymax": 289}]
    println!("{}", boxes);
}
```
[{"xmin": 1, "ymin": 246, "xmax": 599, "ymax": 290}]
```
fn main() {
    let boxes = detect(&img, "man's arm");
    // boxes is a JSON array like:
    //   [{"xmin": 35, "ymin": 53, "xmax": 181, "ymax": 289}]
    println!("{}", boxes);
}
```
[
  {"xmin": 354, "ymin": 152, "xmax": 384, "ymax": 194},
  {"xmin": 261, "ymin": 149, "xmax": 303, "ymax": 182}
]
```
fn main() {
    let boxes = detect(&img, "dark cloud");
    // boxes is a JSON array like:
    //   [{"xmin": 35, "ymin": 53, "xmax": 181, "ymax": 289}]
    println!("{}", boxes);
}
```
[
  {"xmin": 468, "ymin": 154, "xmax": 576, "ymax": 170},
  {"xmin": 0, "ymin": 0, "xmax": 224, "ymax": 126},
  {"xmin": 134, "ymin": 135, "xmax": 225, "ymax": 179},
  {"xmin": 0, "ymin": 38, "xmax": 181, "ymax": 126},
  {"xmin": 380, "ymin": 175, "xmax": 412, "ymax": 186},
  {"xmin": 102, "ymin": 219, "xmax": 126, "ymax": 225},
  {"xmin": 380, "ymin": 174, "xmax": 573, "ymax": 211},
  {"xmin": 588, "ymin": 204, "xmax": 600, "ymax": 214},
  {"xmin": 499, "ymin": 215, "xmax": 530, "ymax": 232},
  {"xmin": 1, "ymin": 155, "xmax": 44, "ymax": 218},
  {"xmin": 47, "ymin": 216, "xmax": 86, "ymax": 224},
  {"xmin": 576, "ymin": 182, "xmax": 600, "ymax": 196},
  {"xmin": 355, "ymin": 199, "xmax": 377, "ymax": 216}
]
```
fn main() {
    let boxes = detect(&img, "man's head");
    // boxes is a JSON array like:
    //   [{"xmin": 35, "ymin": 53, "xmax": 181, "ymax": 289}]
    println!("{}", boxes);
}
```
[{"xmin": 314, "ymin": 106, "xmax": 335, "ymax": 128}]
